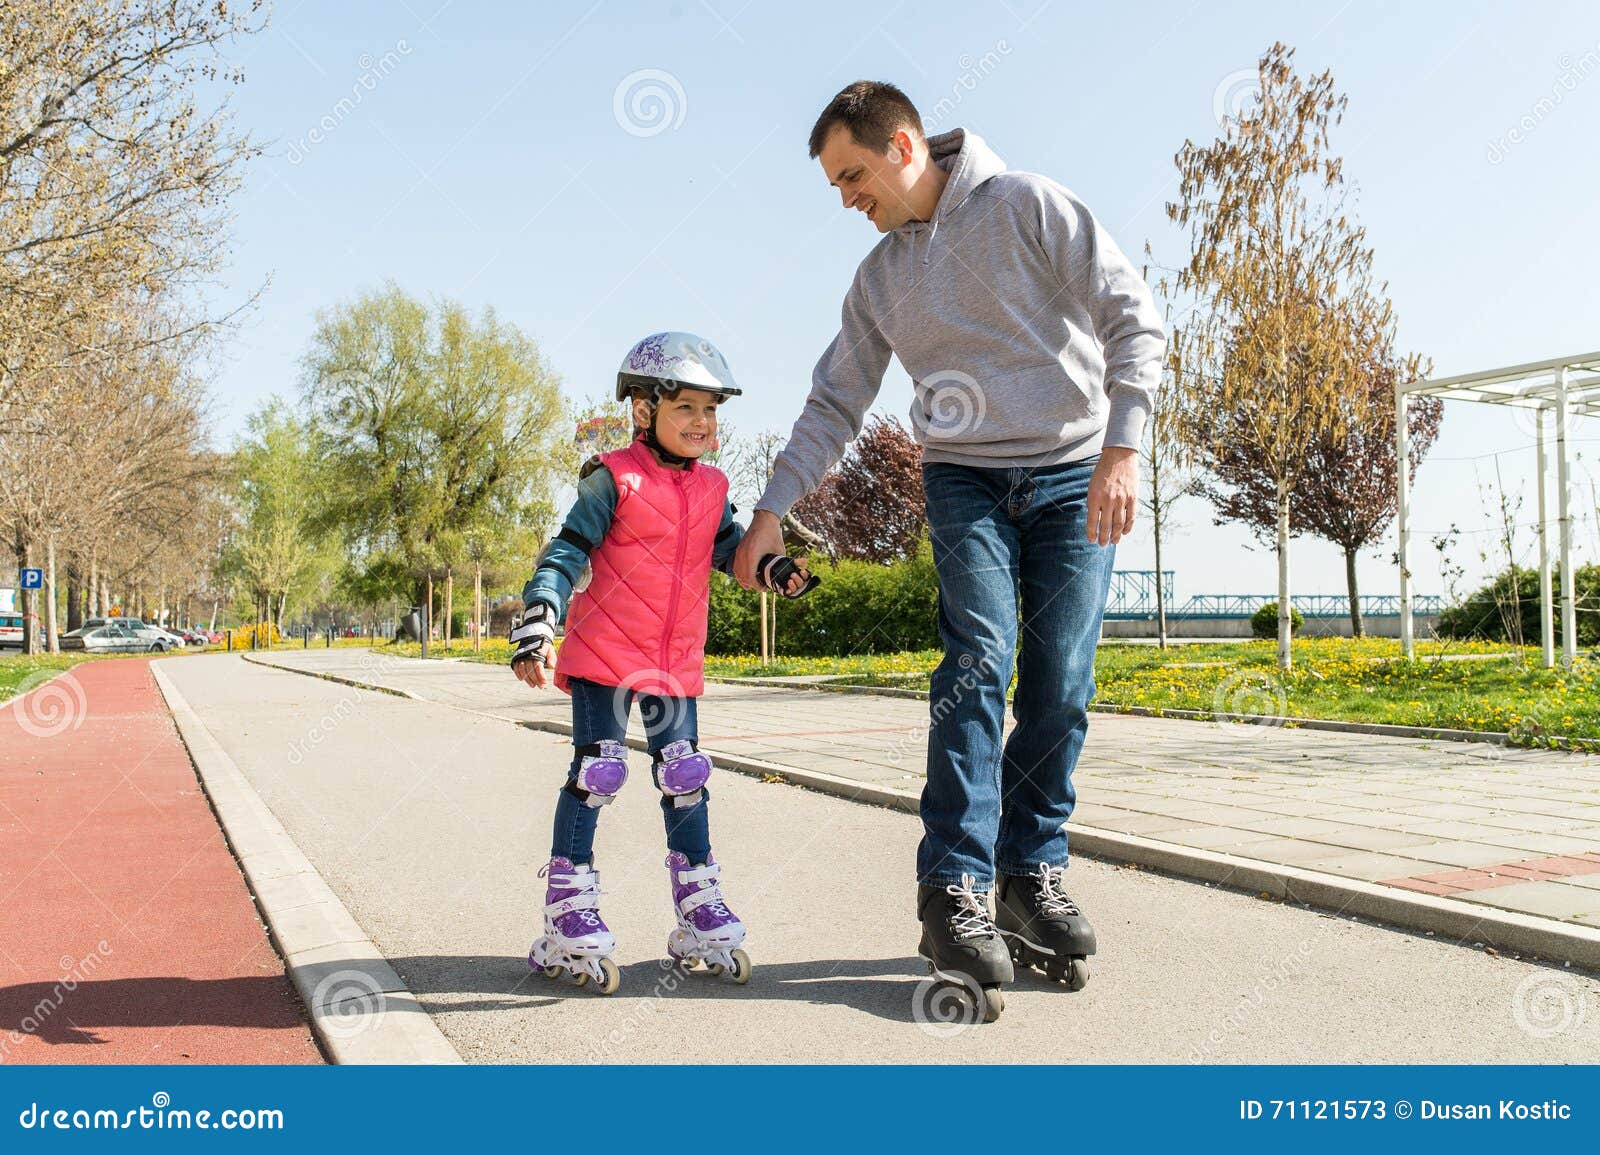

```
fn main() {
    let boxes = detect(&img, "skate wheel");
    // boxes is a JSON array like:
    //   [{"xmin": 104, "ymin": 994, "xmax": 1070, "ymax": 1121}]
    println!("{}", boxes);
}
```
[
  {"xmin": 1065, "ymin": 957, "xmax": 1090, "ymax": 992},
  {"xmin": 595, "ymin": 958, "xmax": 621, "ymax": 996},
  {"xmin": 728, "ymin": 948, "xmax": 752, "ymax": 985},
  {"xmin": 980, "ymin": 985, "xmax": 1005, "ymax": 1023},
  {"xmin": 706, "ymin": 962, "xmax": 724, "ymax": 976},
  {"xmin": 541, "ymin": 965, "xmax": 562, "ymax": 980},
  {"xmin": 574, "ymin": 971, "xmax": 589, "ymax": 987}
]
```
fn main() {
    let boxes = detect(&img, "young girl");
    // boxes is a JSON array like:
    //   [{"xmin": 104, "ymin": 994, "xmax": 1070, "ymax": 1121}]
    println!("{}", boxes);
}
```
[{"xmin": 510, "ymin": 331, "xmax": 810, "ymax": 995}]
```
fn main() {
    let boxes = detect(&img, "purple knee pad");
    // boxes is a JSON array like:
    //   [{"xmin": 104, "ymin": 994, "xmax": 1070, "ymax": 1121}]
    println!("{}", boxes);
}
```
[
  {"xmin": 575, "ymin": 740, "xmax": 629, "ymax": 806},
  {"xmin": 655, "ymin": 738, "xmax": 711, "ymax": 804}
]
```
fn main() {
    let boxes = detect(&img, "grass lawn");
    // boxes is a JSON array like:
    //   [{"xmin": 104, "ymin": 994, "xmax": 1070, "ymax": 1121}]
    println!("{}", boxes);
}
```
[
  {"xmin": 0, "ymin": 652, "xmax": 104, "ymax": 702},
  {"xmin": 108, "ymin": 634, "xmax": 1597, "ymax": 749},
  {"xmin": 707, "ymin": 638, "xmax": 1598, "ymax": 749}
]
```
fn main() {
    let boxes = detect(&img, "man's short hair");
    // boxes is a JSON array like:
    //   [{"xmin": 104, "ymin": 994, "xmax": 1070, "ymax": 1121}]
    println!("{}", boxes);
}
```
[{"xmin": 808, "ymin": 80, "xmax": 925, "ymax": 159}]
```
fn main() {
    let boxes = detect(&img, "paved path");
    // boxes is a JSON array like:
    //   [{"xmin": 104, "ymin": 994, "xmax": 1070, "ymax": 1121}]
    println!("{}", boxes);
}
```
[
  {"xmin": 0, "ymin": 658, "xmax": 320, "ymax": 1064},
  {"xmin": 258, "ymin": 648, "xmax": 1600, "ymax": 930},
  {"xmin": 157, "ymin": 652, "xmax": 1600, "ymax": 1061}
]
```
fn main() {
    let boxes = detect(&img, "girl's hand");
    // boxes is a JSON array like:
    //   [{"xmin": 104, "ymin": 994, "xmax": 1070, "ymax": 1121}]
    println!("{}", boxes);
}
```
[{"xmin": 514, "ymin": 653, "xmax": 553, "ymax": 690}]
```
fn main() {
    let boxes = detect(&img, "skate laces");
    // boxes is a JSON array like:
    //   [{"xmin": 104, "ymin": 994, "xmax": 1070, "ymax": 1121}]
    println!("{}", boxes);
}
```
[
  {"xmin": 1033, "ymin": 863, "xmax": 1080, "ymax": 917},
  {"xmin": 945, "ymin": 875, "xmax": 997, "ymax": 940}
]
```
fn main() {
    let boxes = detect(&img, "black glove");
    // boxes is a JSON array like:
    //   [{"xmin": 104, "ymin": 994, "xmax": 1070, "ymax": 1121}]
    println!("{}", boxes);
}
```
[
  {"xmin": 509, "ymin": 602, "xmax": 555, "ymax": 668},
  {"xmin": 757, "ymin": 554, "xmax": 820, "ymax": 599}
]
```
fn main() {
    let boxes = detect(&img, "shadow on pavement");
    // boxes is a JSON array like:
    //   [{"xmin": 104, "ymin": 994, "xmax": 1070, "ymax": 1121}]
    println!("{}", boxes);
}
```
[{"xmin": 389, "ymin": 954, "xmax": 941, "ymax": 1023}]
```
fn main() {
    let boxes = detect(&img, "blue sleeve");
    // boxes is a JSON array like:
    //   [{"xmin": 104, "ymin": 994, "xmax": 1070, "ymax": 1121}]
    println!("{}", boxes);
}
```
[
  {"xmin": 711, "ymin": 499, "xmax": 744, "ymax": 576},
  {"xmin": 523, "ymin": 466, "xmax": 618, "ymax": 620}
]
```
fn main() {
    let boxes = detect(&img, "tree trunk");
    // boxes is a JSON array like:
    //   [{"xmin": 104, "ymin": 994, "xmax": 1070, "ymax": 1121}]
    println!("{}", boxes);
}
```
[
  {"xmin": 46, "ymin": 535, "xmax": 59, "ymax": 654},
  {"xmin": 16, "ymin": 535, "xmax": 38, "ymax": 656},
  {"xmin": 1276, "ymin": 482, "xmax": 1292, "ymax": 670},
  {"xmin": 1154, "ymin": 507, "xmax": 1168, "ymax": 651},
  {"xmin": 444, "ymin": 568, "xmax": 453, "ymax": 649},
  {"xmin": 473, "ymin": 565, "xmax": 483, "ymax": 653},
  {"xmin": 423, "ymin": 573, "xmax": 433, "ymax": 659},
  {"xmin": 1345, "ymin": 546, "xmax": 1364, "ymax": 638}
]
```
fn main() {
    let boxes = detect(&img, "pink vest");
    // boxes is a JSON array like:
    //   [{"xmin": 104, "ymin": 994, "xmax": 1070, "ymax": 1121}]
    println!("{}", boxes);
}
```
[{"xmin": 555, "ymin": 439, "xmax": 728, "ymax": 699}]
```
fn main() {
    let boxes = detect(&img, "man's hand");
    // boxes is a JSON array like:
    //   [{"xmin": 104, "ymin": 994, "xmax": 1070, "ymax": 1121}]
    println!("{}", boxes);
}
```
[
  {"xmin": 1086, "ymin": 446, "xmax": 1139, "ymax": 546},
  {"xmin": 734, "ymin": 510, "xmax": 786, "ymax": 590}
]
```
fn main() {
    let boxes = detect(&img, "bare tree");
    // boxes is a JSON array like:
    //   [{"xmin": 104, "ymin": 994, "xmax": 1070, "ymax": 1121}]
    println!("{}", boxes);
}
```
[{"xmin": 1166, "ymin": 42, "xmax": 1390, "ymax": 668}]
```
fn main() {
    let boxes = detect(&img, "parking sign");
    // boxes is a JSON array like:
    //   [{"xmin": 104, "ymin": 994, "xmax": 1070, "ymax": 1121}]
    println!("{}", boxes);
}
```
[{"xmin": 20, "ymin": 567, "xmax": 43, "ymax": 590}]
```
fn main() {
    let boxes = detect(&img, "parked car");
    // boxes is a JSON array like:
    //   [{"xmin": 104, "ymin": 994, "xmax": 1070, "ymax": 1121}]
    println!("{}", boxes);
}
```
[
  {"xmin": 178, "ymin": 627, "xmax": 211, "ymax": 647},
  {"xmin": 60, "ymin": 622, "xmax": 146, "ymax": 653},
  {"xmin": 0, "ymin": 613, "xmax": 22, "ymax": 649},
  {"xmin": 80, "ymin": 617, "xmax": 181, "ymax": 652}
]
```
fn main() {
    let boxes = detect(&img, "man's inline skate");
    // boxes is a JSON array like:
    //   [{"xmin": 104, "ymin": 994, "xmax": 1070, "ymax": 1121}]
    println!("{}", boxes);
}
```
[
  {"xmin": 529, "ymin": 855, "xmax": 621, "ymax": 995},
  {"xmin": 664, "ymin": 850, "xmax": 751, "ymax": 983},
  {"xmin": 996, "ymin": 862, "xmax": 1095, "ymax": 991},
  {"xmin": 917, "ymin": 874, "xmax": 1013, "ymax": 1022}
]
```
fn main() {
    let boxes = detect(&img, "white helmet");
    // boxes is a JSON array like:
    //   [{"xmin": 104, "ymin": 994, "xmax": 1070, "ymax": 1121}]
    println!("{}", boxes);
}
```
[{"xmin": 616, "ymin": 331, "xmax": 743, "ymax": 402}]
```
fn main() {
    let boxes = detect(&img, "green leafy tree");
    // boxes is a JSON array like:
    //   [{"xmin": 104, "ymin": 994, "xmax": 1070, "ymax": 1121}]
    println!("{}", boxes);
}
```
[{"xmin": 300, "ymin": 284, "xmax": 566, "ymax": 606}]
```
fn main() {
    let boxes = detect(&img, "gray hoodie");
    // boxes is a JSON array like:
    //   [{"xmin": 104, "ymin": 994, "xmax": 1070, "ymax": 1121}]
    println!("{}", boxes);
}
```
[{"xmin": 757, "ymin": 128, "xmax": 1165, "ymax": 518}]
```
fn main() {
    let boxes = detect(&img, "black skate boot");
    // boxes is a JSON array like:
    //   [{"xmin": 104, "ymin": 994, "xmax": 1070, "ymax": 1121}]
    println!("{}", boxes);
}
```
[
  {"xmin": 996, "ymin": 863, "xmax": 1095, "ymax": 990},
  {"xmin": 917, "ymin": 874, "xmax": 1013, "ymax": 1022}
]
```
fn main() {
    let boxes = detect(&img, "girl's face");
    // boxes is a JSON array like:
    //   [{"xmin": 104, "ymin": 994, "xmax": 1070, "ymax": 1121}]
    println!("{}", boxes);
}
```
[{"xmin": 637, "ymin": 387, "xmax": 720, "ymax": 461}]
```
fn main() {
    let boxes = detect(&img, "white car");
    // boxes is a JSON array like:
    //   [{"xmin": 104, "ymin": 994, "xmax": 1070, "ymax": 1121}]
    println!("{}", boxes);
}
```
[
  {"xmin": 80, "ymin": 617, "xmax": 182, "ymax": 652},
  {"xmin": 0, "ymin": 612, "xmax": 21, "ymax": 649},
  {"xmin": 61, "ymin": 622, "xmax": 146, "ymax": 653}
]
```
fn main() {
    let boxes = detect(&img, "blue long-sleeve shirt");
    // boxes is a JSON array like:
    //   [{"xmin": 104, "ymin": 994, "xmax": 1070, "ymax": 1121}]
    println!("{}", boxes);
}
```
[{"xmin": 522, "ymin": 463, "xmax": 743, "ymax": 620}]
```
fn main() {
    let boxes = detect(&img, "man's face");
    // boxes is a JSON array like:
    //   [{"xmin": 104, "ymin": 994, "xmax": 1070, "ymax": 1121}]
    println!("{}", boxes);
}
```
[{"xmin": 819, "ymin": 124, "xmax": 919, "ymax": 233}]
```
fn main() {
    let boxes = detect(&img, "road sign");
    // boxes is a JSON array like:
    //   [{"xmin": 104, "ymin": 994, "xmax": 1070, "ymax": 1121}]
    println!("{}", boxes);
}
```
[{"xmin": 20, "ymin": 568, "xmax": 42, "ymax": 590}]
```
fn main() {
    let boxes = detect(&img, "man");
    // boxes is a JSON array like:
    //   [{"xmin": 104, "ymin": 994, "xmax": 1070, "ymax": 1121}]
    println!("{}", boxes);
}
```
[{"xmin": 733, "ymin": 81, "xmax": 1164, "ymax": 1020}]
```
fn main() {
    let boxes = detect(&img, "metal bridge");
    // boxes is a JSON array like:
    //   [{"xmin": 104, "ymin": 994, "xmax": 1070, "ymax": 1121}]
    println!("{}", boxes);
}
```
[{"xmin": 1104, "ymin": 570, "xmax": 1442, "ymax": 619}]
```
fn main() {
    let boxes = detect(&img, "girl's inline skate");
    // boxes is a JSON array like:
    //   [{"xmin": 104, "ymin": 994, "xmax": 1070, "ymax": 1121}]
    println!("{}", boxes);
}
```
[
  {"xmin": 664, "ymin": 850, "xmax": 751, "ymax": 983},
  {"xmin": 529, "ymin": 856, "xmax": 621, "ymax": 995}
]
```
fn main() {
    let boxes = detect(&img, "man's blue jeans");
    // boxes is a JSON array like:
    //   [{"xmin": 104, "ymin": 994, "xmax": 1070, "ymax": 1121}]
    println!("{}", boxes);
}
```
[
  {"xmin": 551, "ymin": 677, "xmax": 710, "ymax": 866},
  {"xmin": 918, "ymin": 456, "xmax": 1115, "ymax": 887}
]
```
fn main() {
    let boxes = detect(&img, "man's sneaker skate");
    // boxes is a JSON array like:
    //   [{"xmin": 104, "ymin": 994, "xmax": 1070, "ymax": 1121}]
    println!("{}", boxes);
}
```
[
  {"xmin": 917, "ymin": 874, "xmax": 1013, "ymax": 1022},
  {"xmin": 529, "ymin": 856, "xmax": 621, "ymax": 994},
  {"xmin": 664, "ymin": 850, "xmax": 751, "ymax": 983},
  {"xmin": 997, "ymin": 862, "xmax": 1095, "ymax": 990}
]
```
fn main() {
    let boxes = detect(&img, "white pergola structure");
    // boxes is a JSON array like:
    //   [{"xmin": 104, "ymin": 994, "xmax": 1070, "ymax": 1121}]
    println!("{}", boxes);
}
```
[{"xmin": 1397, "ymin": 351, "xmax": 1600, "ymax": 667}]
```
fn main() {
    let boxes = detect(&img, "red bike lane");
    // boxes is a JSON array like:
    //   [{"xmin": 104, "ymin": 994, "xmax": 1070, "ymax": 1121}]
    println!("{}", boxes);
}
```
[{"xmin": 0, "ymin": 657, "xmax": 321, "ymax": 1064}]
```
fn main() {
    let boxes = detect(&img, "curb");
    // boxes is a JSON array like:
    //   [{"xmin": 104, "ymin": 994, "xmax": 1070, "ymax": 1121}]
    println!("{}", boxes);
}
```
[
  {"xmin": 240, "ymin": 652, "xmax": 419, "ymax": 699},
  {"xmin": 707, "ymin": 676, "xmax": 1581, "ymax": 750},
  {"xmin": 151, "ymin": 661, "xmax": 463, "ymax": 1065},
  {"xmin": 242, "ymin": 655, "xmax": 1600, "ymax": 973}
]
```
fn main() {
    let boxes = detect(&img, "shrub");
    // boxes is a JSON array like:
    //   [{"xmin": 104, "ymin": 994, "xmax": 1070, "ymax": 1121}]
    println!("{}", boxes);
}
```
[
  {"xmin": 1250, "ymin": 601, "xmax": 1303, "ymax": 640},
  {"xmin": 706, "ymin": 539, "xmax": 941, "ymax": 656},
  {"xmin": 1436, "ymin": 564, "xmax": 1598, "ymax": 647}
]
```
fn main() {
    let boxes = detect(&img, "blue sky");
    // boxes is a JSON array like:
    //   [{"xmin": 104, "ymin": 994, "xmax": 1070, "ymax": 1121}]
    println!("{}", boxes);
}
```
[{"xmin": 203, "ymin": 0, "xmax": 1600, "ymax": 600}]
